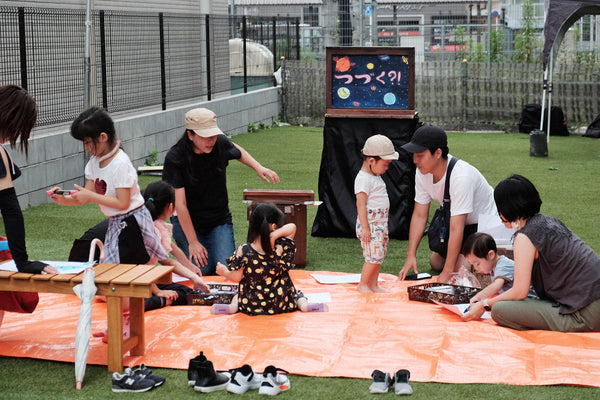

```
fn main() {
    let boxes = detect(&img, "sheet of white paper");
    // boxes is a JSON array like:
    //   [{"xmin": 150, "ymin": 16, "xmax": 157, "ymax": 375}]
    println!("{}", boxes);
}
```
[
  {"xmin": 0, "ymin": 260, "xmax": 91, "ymax": 274},
  {"xmin": 172, "ymin": 274, "xmax": 189, "ymax": 283},
  {"xmin": 305, "ymin": 292, "xmax": 332, "ymax": 303},
  {"xmin": 0, "ymin": 260, "xmax": 17, "ymax": 271},
  {"xmin": 311, "ymin": 273, "xmax": 382, "ymax": 284},
  {"xmin": 477, "ymin": 214, "xmax": 515, "ymax": 248},
  {"xmin": 432, "ymin": 300, "xmax": 491, "ymax": 319}
]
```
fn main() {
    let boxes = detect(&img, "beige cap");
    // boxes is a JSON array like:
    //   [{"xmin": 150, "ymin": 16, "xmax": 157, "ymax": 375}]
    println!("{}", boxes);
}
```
[
  {"xmin": 185, "ymin": 108, "xmax": 224, "ymax": 137},
  {"xmin": 362, "ymin": 134, "xmax": 399, "ymax": 160}
]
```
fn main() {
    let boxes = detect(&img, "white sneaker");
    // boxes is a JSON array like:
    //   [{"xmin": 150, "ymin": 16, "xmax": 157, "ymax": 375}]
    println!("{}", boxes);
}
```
[
  {"xmin": 258, "ymin": 365, "xmax": 290, "ymax": 396},
  {"xmin": 227, "ymin": 364, "xmax": 261, "ymax": 394},
  {"xmin": 394, "ymin": 369, "xmax": 413, "ymax": 395},
  {"xmin": 369, "ymin": 369, "xmax": 393, "ymax": 394}
]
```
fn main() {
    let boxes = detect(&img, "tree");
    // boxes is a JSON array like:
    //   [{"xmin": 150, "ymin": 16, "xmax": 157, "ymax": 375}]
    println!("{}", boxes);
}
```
[
  {"xmin": 490, "ymin": 29, "xmax": 505, "ymax": 62},
  {"xmin": 512, "ymin": 0, "xmax": 540, "ymax": 63}
]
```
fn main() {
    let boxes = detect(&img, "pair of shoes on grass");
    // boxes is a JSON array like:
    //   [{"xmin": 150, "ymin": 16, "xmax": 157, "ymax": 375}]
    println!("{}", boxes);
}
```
[
  {"xmin": 111, "ymin": 364, "xmax": 166, "ymax": 393},
  {"xmin": 228, "ymin": 364, "xmax": 290, "ymax": 396},
  {"xmin": 369, "ymin": 369, "xmax": 412, "ymax": 395},
  {"xmin": 187, "ymin": 351, "xmax": 230, "ymax": 393}
]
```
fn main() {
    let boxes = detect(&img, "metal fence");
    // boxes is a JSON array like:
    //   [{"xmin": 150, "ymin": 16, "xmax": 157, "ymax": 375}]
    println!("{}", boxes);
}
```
[
  {"xmin": 283, "ymin": 59, "xmax": 600, "ymax": 131},
  {"xmin": 297, "ymin": 21, "xmax": 541, "ymax": 64},
  {"xmin": 0, "ymin": 6, "xmax": 300, "ymax": 127}
]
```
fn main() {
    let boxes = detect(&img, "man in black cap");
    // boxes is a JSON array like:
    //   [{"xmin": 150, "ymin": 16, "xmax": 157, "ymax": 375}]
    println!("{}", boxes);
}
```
[{"xmin": 398, "ymin": 125, "xmax": 497, "ymax": 283}]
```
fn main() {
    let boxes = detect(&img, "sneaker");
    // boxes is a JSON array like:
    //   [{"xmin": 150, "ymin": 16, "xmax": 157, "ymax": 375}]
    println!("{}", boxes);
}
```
[
  {"xmin": 193, "ymin": 359, "xmax": 230, "ymax": 393},
  {"xmin": 369, "ymin": 369, "xmax": 393, "ymax": 394},
  {"xmin": 112, "ymin": 369, "xmax": 155, "ymax": 393},
  {"xmin": 188, "ymin": 351, "xmax": 208, "ymax": 386},
  {"xmin": 394, "ymin": 369, "xmax": 413, "ymax": 395},
  {"xmin": 258, "ymin": 365, "xmax": 290, "ymax": 396},
  {"xmin": 227, "ymin": 364, "xmax": 262, "ymax": 394},
  {"xmin": 133, "ymin": 364, "xmax": 166, "ymax": 387}
]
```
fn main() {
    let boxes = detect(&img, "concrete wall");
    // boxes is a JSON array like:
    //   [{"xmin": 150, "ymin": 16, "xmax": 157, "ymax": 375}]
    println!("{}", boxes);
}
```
[{"xmin": 11, "ymin": 87, "xmax": 280, "ymax": 209}]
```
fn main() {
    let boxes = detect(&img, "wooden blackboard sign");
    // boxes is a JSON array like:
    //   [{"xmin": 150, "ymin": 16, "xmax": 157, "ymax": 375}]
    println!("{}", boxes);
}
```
[{"xmin": 326, "ymin": 47, "xmax": 415, "ymax": 118}]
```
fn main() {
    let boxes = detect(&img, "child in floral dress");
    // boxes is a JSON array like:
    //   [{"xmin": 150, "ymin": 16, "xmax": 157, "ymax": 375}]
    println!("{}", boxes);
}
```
[{"xmin": 212, "ymin": 203, "xmax": 327, "ymax": 315}]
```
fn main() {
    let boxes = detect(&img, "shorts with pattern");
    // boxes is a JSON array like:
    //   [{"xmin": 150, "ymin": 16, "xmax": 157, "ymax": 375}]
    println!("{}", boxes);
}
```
[{"xmin": 356, "ymin": 209, "xmax": 389, "ymax": 264}]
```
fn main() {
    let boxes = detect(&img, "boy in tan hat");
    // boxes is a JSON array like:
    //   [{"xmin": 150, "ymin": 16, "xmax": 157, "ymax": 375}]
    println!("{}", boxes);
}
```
[{"xmin": 355, "ymin": 134, "xmax": 398, "ymax": 293}]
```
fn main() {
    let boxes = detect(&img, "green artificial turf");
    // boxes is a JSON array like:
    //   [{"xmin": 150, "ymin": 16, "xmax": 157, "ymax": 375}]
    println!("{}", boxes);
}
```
[{"xmin": 1, "ymin": 126, "xmax": 599, "ymax": 398}]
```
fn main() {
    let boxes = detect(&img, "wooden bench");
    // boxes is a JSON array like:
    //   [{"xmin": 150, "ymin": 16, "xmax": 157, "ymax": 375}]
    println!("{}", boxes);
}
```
[
  {"xmin": 0, "ymin": 263, "xmax": 173, "ymax": 372},
  {"xmin": 137, "ymin": 165, "xmax": 163, "ymax": 176}
]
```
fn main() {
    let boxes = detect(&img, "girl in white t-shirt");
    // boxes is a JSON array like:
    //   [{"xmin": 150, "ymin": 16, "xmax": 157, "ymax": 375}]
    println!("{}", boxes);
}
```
[
  {"xmin": 49, "ymin": 107, "xmax": 176, "ymax": 338},
  {"xmin": 354, "ymin": 135, "xmax": 399, "ymax": 293},
  {"xmin": 49, "ymin": 107, "xmax": 168, "ymax": 265}
]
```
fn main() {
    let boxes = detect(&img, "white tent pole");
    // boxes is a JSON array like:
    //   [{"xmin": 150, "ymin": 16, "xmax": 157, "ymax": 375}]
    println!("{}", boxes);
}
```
[
  {"xmin": 83, "ymin": 0, "xmax": 92, "ymax": 109},
  {"xmin": 540, "ymin": 66, "xmax": 547, "ymax": 131},
  {"xmin": 547, "ymin": 49, "xmax": 554, "ymax": 143}
]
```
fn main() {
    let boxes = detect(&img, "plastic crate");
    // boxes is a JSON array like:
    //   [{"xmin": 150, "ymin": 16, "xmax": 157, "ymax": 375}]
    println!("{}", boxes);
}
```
[{"xmin": 408, "ymin": 282, "xmax": 481, "ymax": 304}]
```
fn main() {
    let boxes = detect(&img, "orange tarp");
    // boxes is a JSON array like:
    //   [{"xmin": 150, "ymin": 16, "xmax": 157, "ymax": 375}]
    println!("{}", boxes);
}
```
[{"xmin": 1, "ymin": 270, "xmax": 600, "ymax": 387}]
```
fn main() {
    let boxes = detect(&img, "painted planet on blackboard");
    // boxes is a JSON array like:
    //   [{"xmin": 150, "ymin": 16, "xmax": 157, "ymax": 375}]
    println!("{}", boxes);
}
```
[
  {"xmin": 383, "ymin": 92, "xmax": 397, "ymax": 105},
  {"xmin": 367, "ymin": 63, "xmax": 374, "ymax": 69},
  {"xmin": 353, "ymin": 101, "xmax": 360, "ymax": 107},
  {"xmin": 337, "ymin": 87, "xmax": 350, "ymax": 99},
  {"xmin": 378, "ymin": 55, "xmax": 390, "ymax": 61}
]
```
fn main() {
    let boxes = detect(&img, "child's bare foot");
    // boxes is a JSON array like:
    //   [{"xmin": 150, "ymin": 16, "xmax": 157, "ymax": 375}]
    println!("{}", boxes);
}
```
[
  {"xmin": 371, "ymin": 285, "xmax": 389, "ymax": 293},
  {"xmin": 357, "ymin": 284, "xmax": 373, "ymax": 293}
]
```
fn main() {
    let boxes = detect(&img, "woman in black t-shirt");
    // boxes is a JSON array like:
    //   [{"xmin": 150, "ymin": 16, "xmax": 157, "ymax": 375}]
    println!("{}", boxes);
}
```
[{"xmin": 162, "ymin": 108, "xmax": 279, "ymax": 275}]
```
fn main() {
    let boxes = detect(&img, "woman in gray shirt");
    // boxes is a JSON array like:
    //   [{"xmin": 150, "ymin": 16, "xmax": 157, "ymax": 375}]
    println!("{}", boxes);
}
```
[{"xmin": 463, "ymin": 174, "xmax": 600, "ymax": 331}]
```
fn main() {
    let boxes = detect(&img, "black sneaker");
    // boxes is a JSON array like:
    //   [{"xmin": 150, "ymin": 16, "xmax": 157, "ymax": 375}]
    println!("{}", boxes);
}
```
[
  {"xmin": 188, "ymin": 351, "xmax": 208, "ymax": 386},
  {"xmin": 112, "ymin": 368, "xmax": 155, "ymax": 393},
  {"xmin": 369, "ymin": 369, "xmax": 393, "ymax": 394},
  {"xmin": 133, "ymin": 364, "xmax": 166, "ymax": 387},
  {"xmin": 394, "ymin": 369, "xmax": 413, "ymax": 395},
  {"xmin": 193, "ymin": 359, "xmax": 230, "ymax": 393}
]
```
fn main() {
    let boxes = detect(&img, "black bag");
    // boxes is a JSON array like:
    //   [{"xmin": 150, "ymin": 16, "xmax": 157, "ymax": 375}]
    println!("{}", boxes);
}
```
[
  {"xmin": 518, "ymin": 104, "xmax": 569, "ymax": 136},
  {"xmin": 427, "ymin": 157, "xmax": 458, "ymax": 257},
  {"xmin": 584, "ymin": 113, "xmax": 600, "ymax": 138},
  {"xmin": 546, "ymin": 106, "xmax": 569, "ymax": 136},
  {"xmin": 68, "ymin": 219, "xmax": 108, "ymax": 262},
  {"xmin": 518, "ymin": 104, "xmax": 541, "ymax": 134},
  {"xmin": 118, "ymin": 215, "xmax": 150, "ymax": 264}
]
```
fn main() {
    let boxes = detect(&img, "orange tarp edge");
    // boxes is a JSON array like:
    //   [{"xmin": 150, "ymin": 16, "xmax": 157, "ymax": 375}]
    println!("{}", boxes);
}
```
[{"xmin": 1, "ymin": 270, "xmax": 600, "ymax": 387}]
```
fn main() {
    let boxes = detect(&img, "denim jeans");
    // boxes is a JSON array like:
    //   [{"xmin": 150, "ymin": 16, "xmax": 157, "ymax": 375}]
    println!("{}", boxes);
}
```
[{"xmin": 171, "ymin": 215, "xmax": 235, "ymax": 276}]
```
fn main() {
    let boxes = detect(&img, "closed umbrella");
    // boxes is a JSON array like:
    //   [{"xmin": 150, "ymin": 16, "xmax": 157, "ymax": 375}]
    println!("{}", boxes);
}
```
[
  {"xmin": 73, "ymin": 239, "xmax": 103, "ymax": 390},
  {"xmin": 74, "ymin": 266, "xmax": 96, "ymax": 390}
]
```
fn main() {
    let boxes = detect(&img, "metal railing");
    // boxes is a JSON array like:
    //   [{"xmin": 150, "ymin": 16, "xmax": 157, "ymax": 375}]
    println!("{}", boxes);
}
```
[{"xmin": 0, "ymin": 6, "xmax": 300, "ymax": 127}]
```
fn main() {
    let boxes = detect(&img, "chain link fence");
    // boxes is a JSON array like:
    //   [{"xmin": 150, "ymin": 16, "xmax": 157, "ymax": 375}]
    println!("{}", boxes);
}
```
[
  {"xmin": 283, "ymin": 59, "xmax": 600, "ymax": 131},
  {"xmin": 0, "ymin": 6, "xmax": 300, "ymax": 127}
]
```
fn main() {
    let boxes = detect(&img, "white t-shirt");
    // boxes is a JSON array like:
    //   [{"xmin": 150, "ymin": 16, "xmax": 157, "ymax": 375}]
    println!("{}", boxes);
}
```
[
  {"xmin": 414, "ymin": 155, "xmax": 497, "ymax": 225},
  {"xmin": 354, "ymin": 170, "xmax": 389, "ymax": 211},
  {"xmin": 84, "ymin": 150, "xmax": 144, "ymax": 216}
]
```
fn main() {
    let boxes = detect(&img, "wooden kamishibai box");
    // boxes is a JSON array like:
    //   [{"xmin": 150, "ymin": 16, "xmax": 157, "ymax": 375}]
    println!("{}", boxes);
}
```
[{"xmin": 242, "ymin": 189, "xmax": 315, "ymax": 267}]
